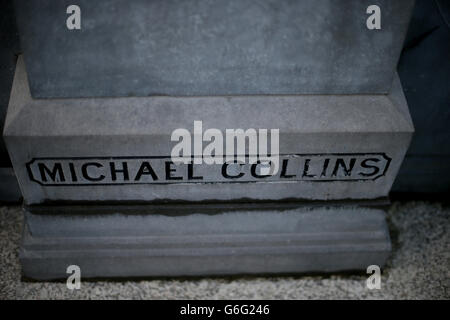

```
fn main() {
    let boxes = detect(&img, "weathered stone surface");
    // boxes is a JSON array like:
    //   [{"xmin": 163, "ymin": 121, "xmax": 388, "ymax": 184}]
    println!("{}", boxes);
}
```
[
  {"xmin": 21, "ymin": 204, "xmax": 391, "ymax": 279},
  {"xmin": 15, "ymin": 0, "xmax": 414, "ymax": 97},
  {"xmin": 4, "ymin": 57, "xmax": 413, "ymax": 205}
]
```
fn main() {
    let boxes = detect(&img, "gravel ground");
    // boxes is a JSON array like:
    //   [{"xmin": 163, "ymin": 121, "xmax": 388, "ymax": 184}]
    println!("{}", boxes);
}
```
[{"xmin": 0, "ymin": 201, "xmax": 449, "ymax": 300}]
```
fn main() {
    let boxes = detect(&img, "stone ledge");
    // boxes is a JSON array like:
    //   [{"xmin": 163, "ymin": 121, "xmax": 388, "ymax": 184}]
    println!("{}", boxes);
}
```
[{"xmin": 21, "ymin": 205, "xmax": 391, "ymax": 279}]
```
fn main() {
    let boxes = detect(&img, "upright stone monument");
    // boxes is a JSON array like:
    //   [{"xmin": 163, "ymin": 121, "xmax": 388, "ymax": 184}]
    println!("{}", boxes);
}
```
[{"xmin": 4, "ymin": 0, "xmax": 414, "ymax": 279}]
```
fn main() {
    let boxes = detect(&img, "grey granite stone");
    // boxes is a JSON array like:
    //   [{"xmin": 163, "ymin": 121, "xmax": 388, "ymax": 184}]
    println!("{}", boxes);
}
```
[
  {"xmin": 21, "ymin": 204, "xmax": 391, "ymax": 279},
  {"xmin": 4, "ymin": 57, "xmax": 414, "ymax": 205},
  {"xmin": 15, "ymin": 0, "xmax": 414, "ymax": 97}
]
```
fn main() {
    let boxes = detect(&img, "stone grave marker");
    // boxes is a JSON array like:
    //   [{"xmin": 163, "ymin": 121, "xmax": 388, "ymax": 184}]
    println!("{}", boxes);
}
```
[{"xmin": 4, "ymin": 0, "xmax": 414, "ymax": 279}]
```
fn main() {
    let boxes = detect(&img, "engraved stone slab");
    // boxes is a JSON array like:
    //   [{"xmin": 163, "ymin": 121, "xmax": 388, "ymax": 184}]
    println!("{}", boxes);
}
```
[
  {"xmin": 26, "ymin": 153, "xmax": 391, "ymax": 186},
  {"xmin": 15, "ymin": 0, "xmax": 414, "ymax": 98},
  {"xmin": 4, "ymin": 57, "xmax": 414, "ymax": 205}
]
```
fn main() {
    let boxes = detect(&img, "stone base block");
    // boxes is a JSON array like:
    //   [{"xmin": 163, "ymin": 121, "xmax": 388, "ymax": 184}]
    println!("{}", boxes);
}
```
[
  {"xmin": 21, "ymin": 202, "xmax": 391, "ymax": 280},
  {"xmin": 4, "ymin": 57, "xmax": 414, "ymax": 205}
]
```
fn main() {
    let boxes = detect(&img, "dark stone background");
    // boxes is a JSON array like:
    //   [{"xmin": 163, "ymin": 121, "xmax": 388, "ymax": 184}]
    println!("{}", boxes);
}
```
[
  {"xmin": 393, "ymin": 0, "xmax": 450, "ymax": 194},
  {"xmin": 0, "ymin": 0, "xmax": 20, "ymax": 168},
  {"xmin": 1, "ymin": 0, "xmax": 449, "ymax": 199}
]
